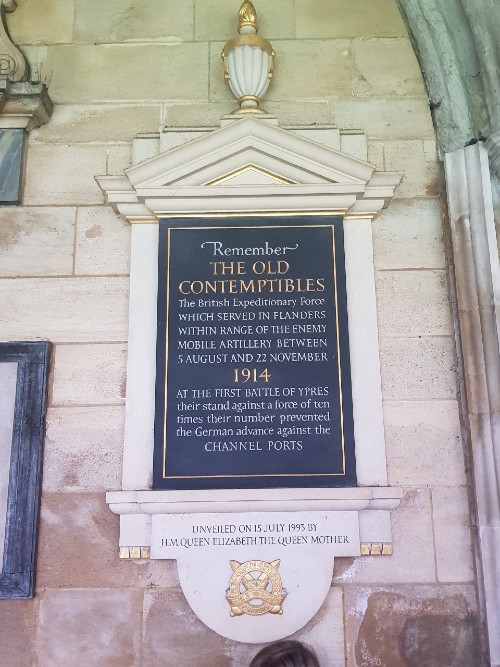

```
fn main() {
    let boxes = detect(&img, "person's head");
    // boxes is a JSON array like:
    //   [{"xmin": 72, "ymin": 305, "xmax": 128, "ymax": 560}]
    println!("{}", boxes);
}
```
[{"xmin": 249, "ymin": 640, "xmax": 320, "ymax": 667}]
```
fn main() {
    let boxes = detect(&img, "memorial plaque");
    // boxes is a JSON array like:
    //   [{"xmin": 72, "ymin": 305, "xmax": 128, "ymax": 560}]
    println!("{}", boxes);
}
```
[{"xmin": 153, "ymin": 216, "xmax": 356, "ymax": 489}]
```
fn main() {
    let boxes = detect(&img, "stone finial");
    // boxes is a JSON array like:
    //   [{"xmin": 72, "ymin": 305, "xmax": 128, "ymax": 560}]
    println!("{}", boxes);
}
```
[
  {"xmin": 0, "ymin": 0, "xmax": 27, "ymax": 83},
  {"xmin": 222, "ymin": 2, "xmax": 274, "ymax": 114},
  {"xmin": 238, "ymin": 1, "xmax": 258, "ymax": 34}
]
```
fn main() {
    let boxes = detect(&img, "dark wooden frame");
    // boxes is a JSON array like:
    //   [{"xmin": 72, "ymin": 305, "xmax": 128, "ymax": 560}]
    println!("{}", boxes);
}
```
[{"xmin": 0, "ymin": 342, "xmax": 50, "ymax": 599}]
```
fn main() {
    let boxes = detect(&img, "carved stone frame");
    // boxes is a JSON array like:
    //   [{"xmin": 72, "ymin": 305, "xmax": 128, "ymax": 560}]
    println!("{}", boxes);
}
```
[{"xmin": 97, "ymin": 116, "xmax": 403, "ymax": 557}]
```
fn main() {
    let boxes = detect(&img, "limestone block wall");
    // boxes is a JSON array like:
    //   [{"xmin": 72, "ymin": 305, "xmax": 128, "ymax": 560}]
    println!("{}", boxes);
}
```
[{"xmin": 0, "ymin": 1, "xmax": 481, "ymax": 666}]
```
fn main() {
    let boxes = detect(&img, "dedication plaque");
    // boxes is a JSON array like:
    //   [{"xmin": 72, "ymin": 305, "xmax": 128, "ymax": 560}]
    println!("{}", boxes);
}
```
[{"xmin": 153, "ymin": 216, "xmax": 356, "ymax": 489}]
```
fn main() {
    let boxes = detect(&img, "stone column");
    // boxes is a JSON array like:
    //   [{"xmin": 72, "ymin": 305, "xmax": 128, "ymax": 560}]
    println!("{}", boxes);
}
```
[
  {"xmin": 445, "ymin": 143, "xmax": 500, "ymax": 667},
  {"xmin": 121, "ymin": 223, "xmax": 158, "ymax": 490}
]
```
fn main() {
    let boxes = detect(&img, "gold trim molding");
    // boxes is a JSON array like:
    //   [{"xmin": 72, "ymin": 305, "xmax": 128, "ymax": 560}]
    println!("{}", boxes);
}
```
[
  {"xmin": 206, "ymin": 164, "xmax": 295, "ymax": 186},
  {"xmin": 222, "ymin": 34, "xmax": 273, "ymax": 57},
  {"xmin": 151, "ymin": 210, "xmax": 348, "ymax": 220},
  {"xmin": 344, "ymin": 213, "xmax": 375, "ymax": 220},
  {"xmin": 119, "ymin": 546, "xmax": 151, "ymax": 559},
  {"xmin": 360, "ymin": 542, "xmax": 393, "ymax": 556}
]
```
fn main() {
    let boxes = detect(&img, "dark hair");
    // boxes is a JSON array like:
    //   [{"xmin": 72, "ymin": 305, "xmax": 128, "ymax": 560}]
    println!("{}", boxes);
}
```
[{"xmin": 249, "ymin": 640, "xmax": 320, "ymax": 667}]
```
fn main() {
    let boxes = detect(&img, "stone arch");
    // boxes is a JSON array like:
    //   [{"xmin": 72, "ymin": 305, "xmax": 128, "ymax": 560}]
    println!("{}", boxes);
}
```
[{"xmin": 396, "ymin": 0, "xmax": 499, "ymax": 158}]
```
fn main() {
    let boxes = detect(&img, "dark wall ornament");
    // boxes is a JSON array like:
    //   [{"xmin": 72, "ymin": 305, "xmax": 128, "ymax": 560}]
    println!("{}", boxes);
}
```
[{"xmin": 0, "ymin": 341, "xmax": 50, "ymax": 599}]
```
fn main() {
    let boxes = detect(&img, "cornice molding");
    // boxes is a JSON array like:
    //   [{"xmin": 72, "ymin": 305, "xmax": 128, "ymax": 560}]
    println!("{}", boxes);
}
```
[
  {"xmin": 0, "ymin": 80, "xmax": 52, "ymax": 130},
  {"xmin": 97, "ymin": 117, "xmax": 402, "ymax": 222}
]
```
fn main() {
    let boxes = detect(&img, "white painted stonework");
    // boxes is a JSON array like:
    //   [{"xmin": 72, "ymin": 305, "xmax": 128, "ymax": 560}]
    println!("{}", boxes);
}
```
[
  {"xmin": 152, "ymin": 511, "xmax": 358, "ymax": 643},
  {"xmin": 97, "ymin": 116, "xmax": 400, "ymax": 220},
  {"xmin": 98, "ymin": 115, "xmax": 403, "ymax": 641}
]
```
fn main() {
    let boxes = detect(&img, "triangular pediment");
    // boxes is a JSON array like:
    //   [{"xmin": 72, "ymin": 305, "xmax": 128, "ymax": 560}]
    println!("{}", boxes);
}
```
[
  {"xmin": 96, "ymin": 116, "xmax": 402, "ymax": 221},
  {"xmin": 125, "ymin": 117, "xmax": 372, "ymax": 189}
]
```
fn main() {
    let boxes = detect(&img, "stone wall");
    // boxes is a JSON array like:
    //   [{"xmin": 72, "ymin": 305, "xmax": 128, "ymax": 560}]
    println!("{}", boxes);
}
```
[{"xmin": 0, "ymin": 1, "xmax": 480, "ymax": 665}]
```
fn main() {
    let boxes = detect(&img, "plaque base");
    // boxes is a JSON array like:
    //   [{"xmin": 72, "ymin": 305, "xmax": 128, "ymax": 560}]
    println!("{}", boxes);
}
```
[
  {"xmin": 151, "ymin": 510, "xmax": 358, "ymax": 642},
  {"xmin": 107, "ymin": 487, "xmax": 402, "ymax": 642}
]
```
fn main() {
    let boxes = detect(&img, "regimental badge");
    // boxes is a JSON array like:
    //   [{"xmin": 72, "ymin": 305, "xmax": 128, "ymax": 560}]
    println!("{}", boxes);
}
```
[{"xmin": 226, "ymin": 559, "xmax": 287, "ymax": 617}]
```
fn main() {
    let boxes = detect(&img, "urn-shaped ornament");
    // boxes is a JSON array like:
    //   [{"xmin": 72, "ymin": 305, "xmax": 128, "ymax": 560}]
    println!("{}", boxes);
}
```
[{"xmin": 222, "ymin": 1, "xmax": 275, "ymax": 114}]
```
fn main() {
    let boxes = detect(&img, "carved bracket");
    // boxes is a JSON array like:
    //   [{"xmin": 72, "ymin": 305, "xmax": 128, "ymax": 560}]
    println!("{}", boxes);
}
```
[
  {"xmin": 0, "ymin": 0, "xmax": 27, "ymax": 83},
  {"xmin": 0, "ymin": 1, "xmax": 52, "ymax": 133},
  {"xmin": 0, "ymin": 80, "xmax": 52, "ymax": 130}
]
